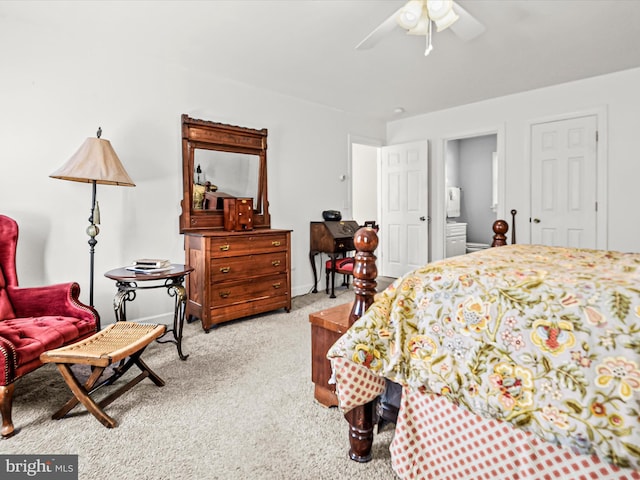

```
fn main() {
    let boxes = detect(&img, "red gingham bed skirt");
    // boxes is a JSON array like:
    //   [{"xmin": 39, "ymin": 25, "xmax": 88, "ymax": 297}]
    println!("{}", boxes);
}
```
[{"xmin": 391, "ymin": 389, "xmax": 640, "ymax": 480}]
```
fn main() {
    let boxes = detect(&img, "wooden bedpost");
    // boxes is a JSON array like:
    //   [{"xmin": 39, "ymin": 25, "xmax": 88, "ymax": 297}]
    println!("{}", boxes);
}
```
[
  {"xmin": 345, "ymin": 227, "xmax": 379, "ymax": 463},
  {"xmin": 492, "ymin": 210, "xmax": 517, "ymax": 247},
  {"xmin": 348, "ymin": 227, "xmax": 378, "ymax": 325},
  {"xmin": 491, "ymin": 219, "xmax": 509, "ymax": 247}
]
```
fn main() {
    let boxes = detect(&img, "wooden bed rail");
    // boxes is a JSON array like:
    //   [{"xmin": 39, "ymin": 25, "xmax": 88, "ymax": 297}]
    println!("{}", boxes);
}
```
[{"xmin": 345, "ymin": 215, "xmax": 516, "ymax": 462}]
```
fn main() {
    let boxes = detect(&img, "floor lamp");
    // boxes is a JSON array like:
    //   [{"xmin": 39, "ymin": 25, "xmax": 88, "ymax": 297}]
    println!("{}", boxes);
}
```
[{"xmin": 50, "ymin": 128, "xmax": 135, "ymax": 310}]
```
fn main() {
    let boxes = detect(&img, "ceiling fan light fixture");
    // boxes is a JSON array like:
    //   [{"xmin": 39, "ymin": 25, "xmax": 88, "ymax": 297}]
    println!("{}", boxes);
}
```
[
  {"xmin": 426, "ymin": 0, "xmax": 459, "ymax": 31},
  {"xmin": 433, "ymin": 9, "xmax": 459, "ymax": 31},
  {"xmin": 407, "ymin": 14, "xmax": 430, "ymax": 36},
  {"xmin": 397, "ymin": 0, "xmax": 424, "ymax": 30}
]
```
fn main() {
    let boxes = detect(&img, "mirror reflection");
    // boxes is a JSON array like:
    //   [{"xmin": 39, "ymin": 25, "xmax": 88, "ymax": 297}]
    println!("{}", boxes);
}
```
[
  {"xmin": 180, "ymin": 114, "xmax": 270, "ymax": 232},
  {"xmin": 192, "ymin": 150, "xmax": 260, "ymax": 212}
]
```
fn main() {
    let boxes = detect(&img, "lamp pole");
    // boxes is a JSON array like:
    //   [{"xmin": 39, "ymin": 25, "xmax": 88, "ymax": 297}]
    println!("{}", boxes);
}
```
[{"xmin": 86, "ymin": 179, "xmax": 100, "ymax": 307}]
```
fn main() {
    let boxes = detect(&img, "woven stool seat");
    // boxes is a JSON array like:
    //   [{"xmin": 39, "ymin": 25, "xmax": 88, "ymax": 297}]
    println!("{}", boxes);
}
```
[
  {"xmin": 43, "ymin": 322, "xmax": 166, "ymax": 367},
  {"xmin": 40, "ymin": 321, "xmax": 166, "ymax": 428}
]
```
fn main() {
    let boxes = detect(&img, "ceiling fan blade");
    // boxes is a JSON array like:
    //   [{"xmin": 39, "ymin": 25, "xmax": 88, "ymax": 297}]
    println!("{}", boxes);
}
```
[
  {"xmin": 355, "ymin": 7, "xmax": 403, "ymax": 50},
  {"xmin": 449, "ymin": 1, "xmax": 485, "ymax": 42}
]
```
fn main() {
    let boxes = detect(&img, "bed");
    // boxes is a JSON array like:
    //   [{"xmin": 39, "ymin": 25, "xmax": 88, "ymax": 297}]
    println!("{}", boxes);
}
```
[{"xmin": 327, "ymin": 222, "xmax": 640, "ymax": 480}]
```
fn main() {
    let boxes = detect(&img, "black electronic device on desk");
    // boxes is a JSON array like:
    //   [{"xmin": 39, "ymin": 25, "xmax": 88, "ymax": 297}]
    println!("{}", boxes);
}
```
[
  {"xmin": 322, "ymin": 210, "xmax": 342, "ymax": 221},
  {"xmin": 309, "ymin": 218, "xmax": 360, "ymax": 298}
]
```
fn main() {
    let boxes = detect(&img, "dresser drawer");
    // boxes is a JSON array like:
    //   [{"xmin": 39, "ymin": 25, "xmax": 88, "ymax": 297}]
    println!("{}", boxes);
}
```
[
  {"xmin": 446, "ymin": 223, "xmax": 467, "ymax": 237},
  {"xmin": 210, "ymin": 252, "xmax": 287, "ymax": 283},
  {"xmin": 209, "ymin": 233, "xmax": 289, "ymax": 258},
  {"xmin": 210, "ymin": 273, "xmax": 288, "ymax": 306}
]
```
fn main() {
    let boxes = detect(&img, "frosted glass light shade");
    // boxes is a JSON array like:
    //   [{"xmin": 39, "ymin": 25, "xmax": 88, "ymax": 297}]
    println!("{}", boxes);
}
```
[
  {"xmin": 427, "ymin": 0, "xmax": 459, "ymax": 31},
  {"xmin": 50, "ymin": 137, "xmax": 135, "ymax": 186},
  {"xmin": 397, "ymin": 0, "xmax": 424, "ymax": 29},
  {"xmin": 407, "ymin": 16, "xmax": 430, "ymax": 36}
]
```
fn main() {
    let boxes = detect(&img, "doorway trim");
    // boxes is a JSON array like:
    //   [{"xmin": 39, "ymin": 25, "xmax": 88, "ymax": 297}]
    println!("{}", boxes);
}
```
[
  {"xmin": 439, "ymin": 124, "xmax": 506, "ymax": 259},
  {"xmin": 525, "ymin": 106, "xmax": 608, "ymax": 249}
]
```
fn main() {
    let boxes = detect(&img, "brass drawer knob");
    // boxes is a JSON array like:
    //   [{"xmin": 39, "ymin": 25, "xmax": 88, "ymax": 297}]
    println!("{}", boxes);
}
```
[
  {"xmin": 272, "ymin": 283, "xmax": 281, "ymax": 289},
  {"xmin": 219, "ymin": 244, "xmax": 230, "ymax": 251},
  {"xmin": 220, "ymin": 266, "xmax": 231, "ymax": 273},
  {"xmin": 219, "ymin": 291, "xmax": 231, "ymax": 298},
  {"xmin": 271, "ymin": 241, "xmax": 281, "ymax": 247},
  {"xmin": 272, "ymin": 260, "xmax": 281, "ymax": 267}
]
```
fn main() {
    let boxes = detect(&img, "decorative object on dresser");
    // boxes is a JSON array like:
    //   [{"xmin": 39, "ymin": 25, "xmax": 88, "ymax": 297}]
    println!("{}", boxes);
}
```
[
  {"xmin": 309, "ymin": 220, "xmax": 360, "ymax": 298},
  {"xmin": 179, "ymin": 115, "xmax": 291, "ymax": 332},
  {"xmin": 50, "ymin": 127, "xmax": 135, "ymax": 309},
  {"xmin": 223, "ymin": 197, "xmax": 253, "ymax": 231}
]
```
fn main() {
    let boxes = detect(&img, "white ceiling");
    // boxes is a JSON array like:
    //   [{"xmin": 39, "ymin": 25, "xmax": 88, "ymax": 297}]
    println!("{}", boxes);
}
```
[{"xmin": 5, "ymin": 0, "xmax": 640, "ymax": 122}]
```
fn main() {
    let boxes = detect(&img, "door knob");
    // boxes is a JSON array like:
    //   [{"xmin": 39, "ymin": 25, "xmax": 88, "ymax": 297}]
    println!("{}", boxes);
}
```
[
  {"xmin": 419, "ymin": 216, "xmax": 426, "ymax": 221},
  {"xmin": 533, "ymin": 218, "xmax": 541, "ymax": 224}
]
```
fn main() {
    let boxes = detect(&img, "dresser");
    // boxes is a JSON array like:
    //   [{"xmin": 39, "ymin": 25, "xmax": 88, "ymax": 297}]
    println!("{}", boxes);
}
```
[{"xmin": 185, "ymin": 229, "xmax": 292, "ymax": 332}]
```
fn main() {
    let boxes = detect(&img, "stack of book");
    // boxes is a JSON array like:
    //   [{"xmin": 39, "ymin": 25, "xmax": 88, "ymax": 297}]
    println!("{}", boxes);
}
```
[{"xmin": 126, "ymin": 259, "xmax": 172, "ymax": 273}]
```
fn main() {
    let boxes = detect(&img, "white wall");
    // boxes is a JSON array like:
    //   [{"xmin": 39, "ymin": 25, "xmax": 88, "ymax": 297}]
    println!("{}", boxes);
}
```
[
  {"xmin": 0, "ymin": 12, "xmax": 384, "ymax": 323},
  {"xmin": 388, "ymin": 67, "xmax": 640, "ymax": 259}
]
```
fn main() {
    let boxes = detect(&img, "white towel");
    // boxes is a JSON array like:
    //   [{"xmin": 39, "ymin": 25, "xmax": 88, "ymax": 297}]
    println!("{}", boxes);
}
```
[{"xmin": 447, "ymin": 187, "xmax": 461, "ymax": 218}]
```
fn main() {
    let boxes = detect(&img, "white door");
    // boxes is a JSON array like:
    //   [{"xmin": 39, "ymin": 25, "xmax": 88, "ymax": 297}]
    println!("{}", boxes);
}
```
[
  {"xmin": 381, "ymin": 141, "xmax": 429, "ymax": 277},
  {"xmin": 531, "ymin": 115, "xmax": 597, "ymax": 248}
]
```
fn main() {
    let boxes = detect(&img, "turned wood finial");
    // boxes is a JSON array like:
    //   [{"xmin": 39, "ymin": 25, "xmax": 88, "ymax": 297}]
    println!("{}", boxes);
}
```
[
  {"xmin": 349, "ymin": 227, "xmax": 378, "ymax": 326},
  {"xmin": 491, "ymin": 219, "xmax": 509, "ymax": 247}
]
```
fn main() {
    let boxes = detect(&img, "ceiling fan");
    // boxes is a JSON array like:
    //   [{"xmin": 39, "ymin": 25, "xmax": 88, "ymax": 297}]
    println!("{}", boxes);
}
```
[{"xmin": 356, "ymin": 0, "xmax": 486, "ymax": 56}]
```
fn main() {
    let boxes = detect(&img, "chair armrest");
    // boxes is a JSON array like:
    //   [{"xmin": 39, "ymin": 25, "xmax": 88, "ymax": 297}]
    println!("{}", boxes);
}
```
[{"xmin": 6, "ymin": 282, "xmax": 99, "ymax": 325}]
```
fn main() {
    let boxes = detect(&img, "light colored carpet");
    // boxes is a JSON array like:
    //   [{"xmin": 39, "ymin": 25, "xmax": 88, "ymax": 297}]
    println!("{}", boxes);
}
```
[{"xmin": 3, "ymin": 280, "xmax": 398, "ymax": 480}]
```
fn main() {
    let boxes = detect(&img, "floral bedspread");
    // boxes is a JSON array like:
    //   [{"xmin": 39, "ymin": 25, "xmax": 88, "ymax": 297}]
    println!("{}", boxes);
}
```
[{"xmin": 327, "ymin": 244, "xmax": 640, "ymax": 470}]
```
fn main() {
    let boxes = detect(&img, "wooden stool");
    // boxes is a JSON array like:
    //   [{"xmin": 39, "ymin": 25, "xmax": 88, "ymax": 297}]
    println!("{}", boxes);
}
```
[{"xmin": 40, "ymin": 322, "xmax": 166, "ymax": 428}]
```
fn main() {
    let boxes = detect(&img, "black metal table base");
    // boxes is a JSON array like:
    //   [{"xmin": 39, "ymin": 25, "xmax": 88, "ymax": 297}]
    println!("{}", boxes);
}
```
[{"xmin": 113, "ymin": 277, "xmax": 189, "ymax": 360}]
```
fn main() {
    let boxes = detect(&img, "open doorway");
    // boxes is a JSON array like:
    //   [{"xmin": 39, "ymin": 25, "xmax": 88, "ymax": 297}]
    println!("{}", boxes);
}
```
[
  {"xmin": 444, "ymin": 131, "xmax": 501, "ymax": 258},
  {"xmin": 351, "ymin": 142, "xmax": 379, "ymax": 225}
]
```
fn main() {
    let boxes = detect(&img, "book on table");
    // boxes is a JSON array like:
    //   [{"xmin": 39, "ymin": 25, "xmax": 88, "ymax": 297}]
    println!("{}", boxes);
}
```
[
  {"xmin": 125, "ymin": 258, "xmax": 172, "ymax": 274},
  {"xmin": 133, "ymin": 259, "xmax": 171, "ymax": 268}
]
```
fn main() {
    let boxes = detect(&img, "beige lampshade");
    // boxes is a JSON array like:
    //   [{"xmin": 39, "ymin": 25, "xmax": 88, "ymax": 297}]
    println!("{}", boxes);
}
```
[{"xmin": 50, "ymin": 137, "xmax": 135, "ymax": 186}]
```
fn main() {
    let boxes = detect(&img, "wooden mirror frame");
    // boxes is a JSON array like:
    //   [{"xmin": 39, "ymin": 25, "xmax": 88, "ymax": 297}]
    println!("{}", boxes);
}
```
[{"xmin": 179, "ymin": 114, "xmax": 270, "ymax": 232}]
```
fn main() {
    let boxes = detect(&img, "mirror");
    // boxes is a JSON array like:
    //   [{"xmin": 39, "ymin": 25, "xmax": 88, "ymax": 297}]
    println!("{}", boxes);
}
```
[
  {"xmin": 193, "ymin": 150, "xmax": 260, "ymax": 211},
  {"xmin": 179, "ymin": 114, "xmax": 270, "ymax": 232}
]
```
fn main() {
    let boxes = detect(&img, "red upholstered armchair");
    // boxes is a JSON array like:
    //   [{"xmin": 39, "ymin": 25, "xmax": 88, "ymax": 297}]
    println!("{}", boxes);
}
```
[{"xmin": 0, "ymin": 215, "xmax": 99, "ymax": 437}]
